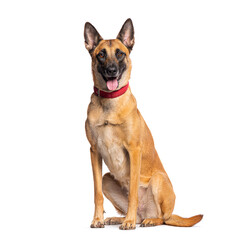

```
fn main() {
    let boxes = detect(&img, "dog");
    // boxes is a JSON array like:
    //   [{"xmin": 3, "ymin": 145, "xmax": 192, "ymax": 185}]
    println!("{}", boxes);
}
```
[{"xmin": 84, "ymin": 18, "xmax": 203, "ymax": 230}]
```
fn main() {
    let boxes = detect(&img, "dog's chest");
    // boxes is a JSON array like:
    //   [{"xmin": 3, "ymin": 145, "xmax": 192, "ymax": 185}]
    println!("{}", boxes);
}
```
[{"xmin": 94, "ymin": 123, "xmax": 130, "ymax": 184}]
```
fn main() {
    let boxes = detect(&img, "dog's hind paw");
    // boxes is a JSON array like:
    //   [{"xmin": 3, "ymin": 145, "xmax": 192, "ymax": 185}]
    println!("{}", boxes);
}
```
[
  {"xmin": 104, "ymin": 217, "xmax": 125, "ymax": 225},
  {"xmin": 140, "ymin": 218, "xmax": 164, "ymax": 227}
]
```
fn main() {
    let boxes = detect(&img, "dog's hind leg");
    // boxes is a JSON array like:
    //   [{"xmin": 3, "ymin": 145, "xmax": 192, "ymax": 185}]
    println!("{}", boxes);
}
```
[
  {"xmin": 140, "ymin": 172, "xmax": 175, "ymax": 227},
  {"xmin": 102, "ymin": 173, "xmax": 143, "ymax": 225}
]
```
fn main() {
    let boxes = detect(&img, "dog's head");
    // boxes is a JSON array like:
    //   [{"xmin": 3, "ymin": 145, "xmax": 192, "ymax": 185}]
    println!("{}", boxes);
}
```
[{"xmin": 84, "ymin": 19, "xmax": 134, "ymax": 91}]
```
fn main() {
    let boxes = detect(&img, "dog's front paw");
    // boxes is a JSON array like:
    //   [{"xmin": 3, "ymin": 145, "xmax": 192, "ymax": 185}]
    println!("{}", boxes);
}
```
[
  {"xmin": 90, "ymin": 218, "xmax": 105, "ymax": 228},
  {"xmin": 119, "ymin": 219, "xmax": 136, "ymax": 230}
]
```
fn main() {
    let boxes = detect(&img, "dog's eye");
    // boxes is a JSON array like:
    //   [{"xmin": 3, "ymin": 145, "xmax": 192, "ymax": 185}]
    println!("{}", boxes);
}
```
[
  {"xmin": 117, "ymin": 52, "xmax": 123, "ymax": 58},
  {"xmin": 98, "ymin": 52, "xmax": 105, "ymax": 58},
  {"xmin": 116, "ymin": 49, "xmax": 125, "ymax": 60},
  {"xmin": 97, "ymin": 50, "xmax": 106, "ymax": 61}
]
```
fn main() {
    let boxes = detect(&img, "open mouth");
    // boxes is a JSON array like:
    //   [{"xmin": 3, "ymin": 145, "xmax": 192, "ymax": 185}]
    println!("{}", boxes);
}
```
[{"xmin": 104, "ymin": 74, "xmax": 122, "ymax": 91}]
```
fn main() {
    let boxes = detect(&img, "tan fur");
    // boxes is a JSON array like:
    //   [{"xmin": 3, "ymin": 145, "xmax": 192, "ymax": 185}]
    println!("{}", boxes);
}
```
[
  {"xmin": 85, "ymin": 21, "xmax": 203, "ymax": 230},
  {"xmin": 91, "ymin": 39, "xmax": 132, "ymax": 92}
]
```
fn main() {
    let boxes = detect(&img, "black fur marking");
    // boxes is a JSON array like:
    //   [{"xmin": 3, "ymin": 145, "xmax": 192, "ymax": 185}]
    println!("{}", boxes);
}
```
[
  {"xmin": 97, "ymin": 57, "xmax": 126, "ymax": 83},
  {"xmin": 116, "ymin": 49, "xmax": 126, "ymax": 61},
  {"xmin": 96, "ymin": 49, "xmax": 107, "ymax": 63}
]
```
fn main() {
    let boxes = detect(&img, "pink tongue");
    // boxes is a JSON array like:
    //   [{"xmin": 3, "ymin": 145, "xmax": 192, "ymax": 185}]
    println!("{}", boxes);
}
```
[{"xmin": 107, "ymin": 79, "xmax": 118, "ymax": 91}]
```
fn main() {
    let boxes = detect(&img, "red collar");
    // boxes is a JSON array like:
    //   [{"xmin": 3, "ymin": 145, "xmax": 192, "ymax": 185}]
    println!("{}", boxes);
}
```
[{"xmin": 94, "ymin": 82, "xmax": 129, "ymax": 98}]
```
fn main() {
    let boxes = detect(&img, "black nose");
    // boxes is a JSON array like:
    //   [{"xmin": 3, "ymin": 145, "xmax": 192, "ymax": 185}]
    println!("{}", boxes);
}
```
[{"xmin": 106, "ymin": 65, "xmax": 117, "ymax": 76}]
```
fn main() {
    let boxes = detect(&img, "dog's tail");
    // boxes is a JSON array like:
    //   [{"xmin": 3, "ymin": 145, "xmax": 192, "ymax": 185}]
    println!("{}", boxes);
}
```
[{"xmin": 164, "ymin": 214, "xmax": 203, "ymax": 227}]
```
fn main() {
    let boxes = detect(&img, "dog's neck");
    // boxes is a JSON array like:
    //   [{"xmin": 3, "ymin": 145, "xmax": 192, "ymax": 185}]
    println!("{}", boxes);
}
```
[
  {"xmin": 93, "ymin": 82, "xmax": 129, "ymax": 99},
  {"xmin": 91, "ymin": 83, "xmax": 136, "ymax": 116}
]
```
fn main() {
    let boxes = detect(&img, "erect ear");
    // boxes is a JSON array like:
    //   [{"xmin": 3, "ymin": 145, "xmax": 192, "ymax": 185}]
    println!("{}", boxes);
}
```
[
  {"xmin": 117, "ymin": 18, "xmax": 135, "ymax": 52},
  {"xmin": 84, "ymin": 22, "xmax": 103, "ymax": 54}
]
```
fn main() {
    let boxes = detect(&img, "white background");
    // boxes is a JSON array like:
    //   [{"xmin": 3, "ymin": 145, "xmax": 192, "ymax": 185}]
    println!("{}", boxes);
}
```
[{"xmin": 0, "ymin": 0, "xmax": 235, "ymax": 239}]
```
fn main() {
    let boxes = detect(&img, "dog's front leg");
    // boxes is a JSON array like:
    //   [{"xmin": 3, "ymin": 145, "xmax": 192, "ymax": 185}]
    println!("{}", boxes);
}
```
[
  {"xmin": 120, "ymin": 146, "xmax": 141, "ymax": 230},
  {"xmin": 90, "ymin": 147, "xmax": 104, "ymax": 228}
]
